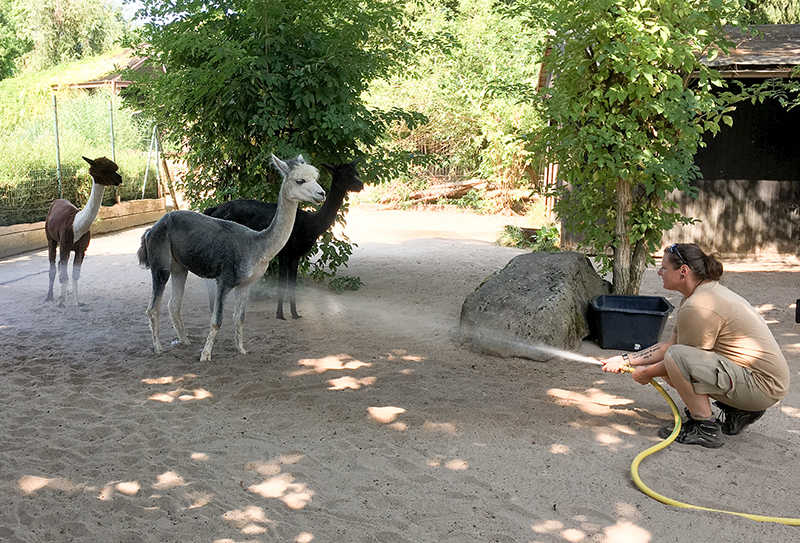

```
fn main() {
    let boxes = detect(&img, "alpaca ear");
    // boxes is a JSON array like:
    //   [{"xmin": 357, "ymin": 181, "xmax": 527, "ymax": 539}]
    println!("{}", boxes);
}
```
[
  {"xmin": 271, "ymin": 154, "xmax": 289, "ymax": 176},
  {"xmin": 322, "ymin": 163, "xmax": 335, "ymax": 173},
  {"xmin": 295, "ymin": 154, "xmax": 305, "ymax": 163},
  {"xmin": 82, "ymin": 156, "xmax": 95, "ymax": 166},
  {"xmin": 351, "ymin": 156, "xmax": 364, "ymax": 166}
]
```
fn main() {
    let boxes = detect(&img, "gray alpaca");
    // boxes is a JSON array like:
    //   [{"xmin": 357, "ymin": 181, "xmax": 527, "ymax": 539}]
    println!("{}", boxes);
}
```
[{"xmin": 137, "ymin": 154, "xmax": 325, "ymax": 361}]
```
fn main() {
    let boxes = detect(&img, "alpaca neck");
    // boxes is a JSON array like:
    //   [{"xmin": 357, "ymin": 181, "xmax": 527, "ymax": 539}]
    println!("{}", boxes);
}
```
[
  {"xmin": 255, "ymin": 186, "xmax": 299, "ymax": 262},
  {"xmin": 309, "ymin": 182, "xmax": 347, "ymax": 236},
  {"xmin": 72, "ymin": 182, "xmax": 106, "ymax": 240}
]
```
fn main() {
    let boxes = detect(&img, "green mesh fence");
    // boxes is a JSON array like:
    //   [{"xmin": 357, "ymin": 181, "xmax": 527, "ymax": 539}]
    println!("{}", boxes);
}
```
[{"xmin": 0, "ymin": 89, "xmax": 164, "ymax": 227}]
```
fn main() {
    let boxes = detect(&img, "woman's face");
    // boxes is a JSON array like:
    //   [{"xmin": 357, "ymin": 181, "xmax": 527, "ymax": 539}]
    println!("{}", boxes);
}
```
[{"xmin": 657, "ymin": 251, "xmax": 683, "ymax": 290}]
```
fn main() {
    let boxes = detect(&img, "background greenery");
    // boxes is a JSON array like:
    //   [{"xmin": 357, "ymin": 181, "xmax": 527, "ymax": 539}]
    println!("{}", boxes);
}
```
[{"xmin": 0, "ymin": 0, "xmax": 798, "ymax": 281}]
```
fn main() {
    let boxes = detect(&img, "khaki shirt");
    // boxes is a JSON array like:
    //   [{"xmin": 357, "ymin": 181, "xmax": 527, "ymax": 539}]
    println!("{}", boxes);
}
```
[{"xmin": 676, "ymin": 281, "xmax": 789, "ymax": 400}]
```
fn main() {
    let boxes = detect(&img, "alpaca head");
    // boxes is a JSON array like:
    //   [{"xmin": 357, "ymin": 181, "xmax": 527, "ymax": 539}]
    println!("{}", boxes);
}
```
[
  {"xmin": 271, "ymin": 153, "xmax": 325, "ymax": 205},
  {"xmin": 322, "ymin": 158, "xmax": 364, "ymax": 194},
  {"xmin": 82, "ymin": 156, "xmax": 123, "ymax": 186}
]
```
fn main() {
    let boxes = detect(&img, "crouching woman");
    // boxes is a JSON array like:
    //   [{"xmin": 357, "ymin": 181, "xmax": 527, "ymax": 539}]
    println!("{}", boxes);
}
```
[{"xmin": 602, "ymin": 243, "xmax": 789, "ymax": 448}]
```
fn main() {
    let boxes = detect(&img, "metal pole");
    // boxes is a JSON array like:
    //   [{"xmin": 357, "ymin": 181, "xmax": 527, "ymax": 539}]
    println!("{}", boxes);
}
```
[
  {"xmin": 52, "ymin": 93, "xmax": 62, "ymax": 198},
  {"xmin": 110, "ymin": 84, "xmax": 120, "ymax": 203},
  {"xmin": 142, "ymin": 124, "xmax": 156, "ymax": 198},
  {"xmin": 109, "ymin": 85, "xmax": 116, "ymax": 161}
]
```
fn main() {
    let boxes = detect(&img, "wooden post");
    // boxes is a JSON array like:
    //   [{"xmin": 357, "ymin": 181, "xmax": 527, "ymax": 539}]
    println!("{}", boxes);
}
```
[{"xmin": 154, "ymin": 129, "xmax": 180, "ymax": 210}]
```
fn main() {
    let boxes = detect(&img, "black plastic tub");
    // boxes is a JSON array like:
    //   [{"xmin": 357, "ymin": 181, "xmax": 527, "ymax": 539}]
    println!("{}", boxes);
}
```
[{"xmin": 588, "ymin": 295, "xmax": 674, "ymax": 351}]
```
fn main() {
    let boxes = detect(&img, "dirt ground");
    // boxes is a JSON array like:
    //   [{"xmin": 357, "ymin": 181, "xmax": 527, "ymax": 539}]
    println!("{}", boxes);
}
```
[{"xmin": 0, "ymin": 204, "xmax": 798, "ymax": 543}]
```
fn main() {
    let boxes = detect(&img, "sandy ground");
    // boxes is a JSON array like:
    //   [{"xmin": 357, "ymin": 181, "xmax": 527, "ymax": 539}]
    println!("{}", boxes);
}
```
[{"xmin": 0, "ymin": 204, "xmax": 798, "ymax": 543}]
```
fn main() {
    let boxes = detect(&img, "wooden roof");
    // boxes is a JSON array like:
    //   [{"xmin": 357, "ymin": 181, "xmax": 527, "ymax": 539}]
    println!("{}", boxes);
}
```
[
  {"xmin": 536, "ymin": 24, "xmax": 800, "ymax": 89},
  {"xmin": 704, "ymin": 24, "xmax": 800, "ymax": 78},
  {"xmin": 50, "ymin": 53, "xmax": 154, "ymax": 92}
]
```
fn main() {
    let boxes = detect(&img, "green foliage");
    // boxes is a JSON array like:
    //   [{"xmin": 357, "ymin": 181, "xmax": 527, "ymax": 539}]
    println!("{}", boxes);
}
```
[
  {"xmin": 328, "ymin": 275, "xmax": 364, "ymax": 293},
  {"xmin": 124, "ymin": 0, "xmax": 421, "ymax": 279},
  {"xmin": 0, "ymin": 66, "xmax": 159, "ymax": 225},
  {"xmin": 12, "ymin": 0, "xmax": 126, "ymax": 72},
  {"xmin": 498, "ymin": 224, "xmax": 560, "ymax": 251},
  {"xmin": 368, "ymin": 0, "xmax": 544, "ymax": 197},
  {"xmin": 508, "ymin": 0, "xmax": 749, "ymax": 293},
  {"xmin": 299, "ymin": 230, "xmax": 357, "ymax": 282},
  {"xmin": 0, "ymin": 0, "xmax": 29, "ymax": 79},
  {"xmin": 447, "ymin": 188, "xmax": 492, "ymax": 212},
  {"xmin": 0, "ymin": 48, "xmax": 134, "ymax": 133},
  {"xmin": 742, "ymin": 0, "xmax": 800, "ymax": 23}
]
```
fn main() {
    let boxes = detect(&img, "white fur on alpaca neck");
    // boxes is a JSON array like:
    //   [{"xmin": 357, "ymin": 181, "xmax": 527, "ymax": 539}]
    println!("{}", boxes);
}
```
[{"xmin": 72, "ymin": 181, "xmax": 107, "ymax": 241}]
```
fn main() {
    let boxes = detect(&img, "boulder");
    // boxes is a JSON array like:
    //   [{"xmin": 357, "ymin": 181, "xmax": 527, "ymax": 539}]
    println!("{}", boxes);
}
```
[{"xmin": 459, "ymin": 251, "xmax": 611, "ymax": 360}]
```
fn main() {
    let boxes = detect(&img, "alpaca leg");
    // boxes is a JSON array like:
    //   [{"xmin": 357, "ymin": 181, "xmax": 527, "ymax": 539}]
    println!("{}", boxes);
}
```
[
  {"xmin": 200, "ymin": 282, "xmax": 230, "ymax": 362},
  {"xmin": 71, "ymin": 251, "xmax": 85, "ymax": 307},
  {"xmin": 232, "ymin": 285, "xmax": 251, "ymax": 355},
  {"xmin": 276, "ymin": 259, "xmax": 289, "ymax": 320},
  {"xmin": 57, "ymin": 247, "xmax": 71, "ymax": 307},
  {"xmin": 288, "ymin": 257, "xmax": 301, "ymax": 319},
  {"xmin": 46, "ymin": 240, "xmax": 57, "ymax": 302},
  {"xmin": 146, "ymin": 268, "xmax": 170, "ymax": 354},
  {"xmin": 205, "ymin": 278, "xmax": 216, "ymax": 313},
  {"xmin": 168, "ymin": 264, "xmax": 191, "ymax": 345}
]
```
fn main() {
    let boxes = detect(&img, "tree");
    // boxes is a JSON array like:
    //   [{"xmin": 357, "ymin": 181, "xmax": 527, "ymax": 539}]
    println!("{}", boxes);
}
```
[
  {"xmin": 0, "ymin": 0, "xmax": 29, "ymax": 79},
  {"xmin": 14, "ymin": 0, "xmax": 125, "ymax": 70},
  {"xmin": 743, "ymin": 0, "xmax": 800, "ymax": 23},
  {"xmin": 123, "ymin": 0, "xmax": 421, "ymax": 277},
  {"xmin": 509, "ymin": 0, "xmax": 748, "ymax": 294}
]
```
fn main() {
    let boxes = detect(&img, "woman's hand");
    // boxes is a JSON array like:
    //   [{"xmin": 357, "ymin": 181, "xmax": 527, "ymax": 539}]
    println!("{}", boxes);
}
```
[
  {"xmin": 601, "ymin": 355, "xmax": 628, "ymax": 373},
  {"xmin": 631, "ymin": 366, "xmax": 651, "ymax": 385}
]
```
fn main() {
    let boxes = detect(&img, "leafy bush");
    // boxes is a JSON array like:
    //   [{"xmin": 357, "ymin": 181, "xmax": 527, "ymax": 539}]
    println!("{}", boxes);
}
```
[
  {"xmin": 368, "ymin": 0, "xmax": 545, "ymax": 201},
  {"xmin": 329, "ymin": 275, "xmax": 364, "ymax": 293},
  {"xmin": 498, "ymin": 224, "xmax": 560, "ymax": 252}
]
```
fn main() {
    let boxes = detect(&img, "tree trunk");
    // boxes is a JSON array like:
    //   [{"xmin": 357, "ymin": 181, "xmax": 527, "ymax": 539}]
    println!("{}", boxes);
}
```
[{"xmin": 612, "ymin": 178, "xmax": 634, "ymax": 294}]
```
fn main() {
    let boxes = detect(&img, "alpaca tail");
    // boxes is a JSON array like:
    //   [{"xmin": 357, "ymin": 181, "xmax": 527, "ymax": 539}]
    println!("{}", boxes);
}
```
[{"xmin": 137, "ymin": 229, "xmax": 151, "ymax": 268}]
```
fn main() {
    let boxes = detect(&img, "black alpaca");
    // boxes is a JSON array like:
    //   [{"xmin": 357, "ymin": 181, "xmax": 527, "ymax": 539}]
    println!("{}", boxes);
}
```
[{"xmin": 204, "ymin": 160, "xmax": 363, "ymax": 319}]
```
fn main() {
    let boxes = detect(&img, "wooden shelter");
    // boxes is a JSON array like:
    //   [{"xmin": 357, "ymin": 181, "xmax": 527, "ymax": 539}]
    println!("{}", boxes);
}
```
[
  {"xmin": 666, "ymin": 25, "xmax": 800, "ymax": 254},
  {"xmin": 539, "ymin": 25, "xmax": 800, "ymax": 255}
]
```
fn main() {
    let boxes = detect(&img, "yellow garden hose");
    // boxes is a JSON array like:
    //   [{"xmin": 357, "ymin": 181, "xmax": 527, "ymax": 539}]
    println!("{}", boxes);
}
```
[{"xmin": 620, "ymin": 365, "xmax": 800, "ymax": 525}]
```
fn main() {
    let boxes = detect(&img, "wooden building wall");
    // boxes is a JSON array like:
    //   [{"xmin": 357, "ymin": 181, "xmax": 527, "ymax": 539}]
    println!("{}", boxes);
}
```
[
  {"xmin": 665, "ymin": 92, "xmax": 800, "ymax": 255},
  {"xmin": 560, "ymin": 89, "xmax": 800, "ymax": 256}
]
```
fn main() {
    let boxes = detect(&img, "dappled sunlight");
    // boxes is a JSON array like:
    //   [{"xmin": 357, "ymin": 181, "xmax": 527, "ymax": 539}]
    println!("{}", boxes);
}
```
[
  {"xmin": 367, "ymin": 405, "xmax": 406, "ymax": 424},
  {"xmin": 223, "ymin": 505, "xmax": 273, "ymax": 536},
  {"xmin": 532, "ymin": 515, "xmax": 650, "ymax": 543},
  {"xmin": 148, "ymin": 387, "xmax": 213, "ymax": 403},
  {"xmin": 191, "ymin": 452, "xmax": 209, "ymax": 461},
  {"xmin": 142, "ymin": 373, "xmax": 213, "ymax": 403},
  {"xmin": 289, "ymin": 354, "xmax": 371, "ymax": 376},
  {"xmin": 427, "ymin": 456, "xmax": 469, "ymax": 471},
  {"xmin": 603, "ymin": 521, "xmax": 651, "ymax": 543},
  {"xmin": 385, "ymin": 349, "xmax": 424, "ymax": 363},
  {"xmin": 327, "ymin": 375, "xmax": 376, "ymax": 390},
  {"xmin": 781, "ymin": 405, "xmax": 800, "ymax": 418},
  {"xmin": 547, "ymin": 387, "xmax": 635, "ymax": 416},
  {"xmin": 153, "ymin": 471, "xmax": 187, "ymax": 490},
  {"xmin": 186, "ymin": 490, "xmax": 213, "ymax": 509},
  {"xmin": 422, "ymin": 421, "xmax": 457, "ymax": 435},
  {"xmin": 295, "ymin": 532, "xmax": 314, "ymax": 543},
  {"xmin": 532, "ymin": 519, "xmax": 564, "ymax": 533},
  {"xmin": 141, "ymin": 373, "xmax": 199, "ymax": 385},
  {"xmin": 245, "ymin": 453, "xmax": 304, "ymax": 477},
  {"xmin": 248, "ymin": 473, "xmax": 314, "ymax": 510},
  {"xmin": 18, "ymin": 475, "xmax": 82, "ymax": 495},
  {"xmin": 550, "ymin": 443, "xmax": 570, "ymax": 454}
]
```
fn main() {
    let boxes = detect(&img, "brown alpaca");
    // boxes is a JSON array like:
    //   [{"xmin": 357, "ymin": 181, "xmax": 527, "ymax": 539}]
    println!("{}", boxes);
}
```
[{"xmin": 45, "ymin": 156, "xmax": 122, "ymax": 306}]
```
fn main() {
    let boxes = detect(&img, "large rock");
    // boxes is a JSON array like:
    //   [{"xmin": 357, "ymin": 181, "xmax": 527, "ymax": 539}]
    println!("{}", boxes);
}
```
[{"xmin": 459, "ymin": 251, "xmax": 611, "ymax": 360}]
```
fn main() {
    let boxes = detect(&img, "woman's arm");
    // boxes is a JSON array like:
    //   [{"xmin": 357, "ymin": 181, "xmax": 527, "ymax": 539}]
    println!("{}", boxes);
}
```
[{"xmin": 602, "ymin": 335, "xmax": 675, "ymax": 373}]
